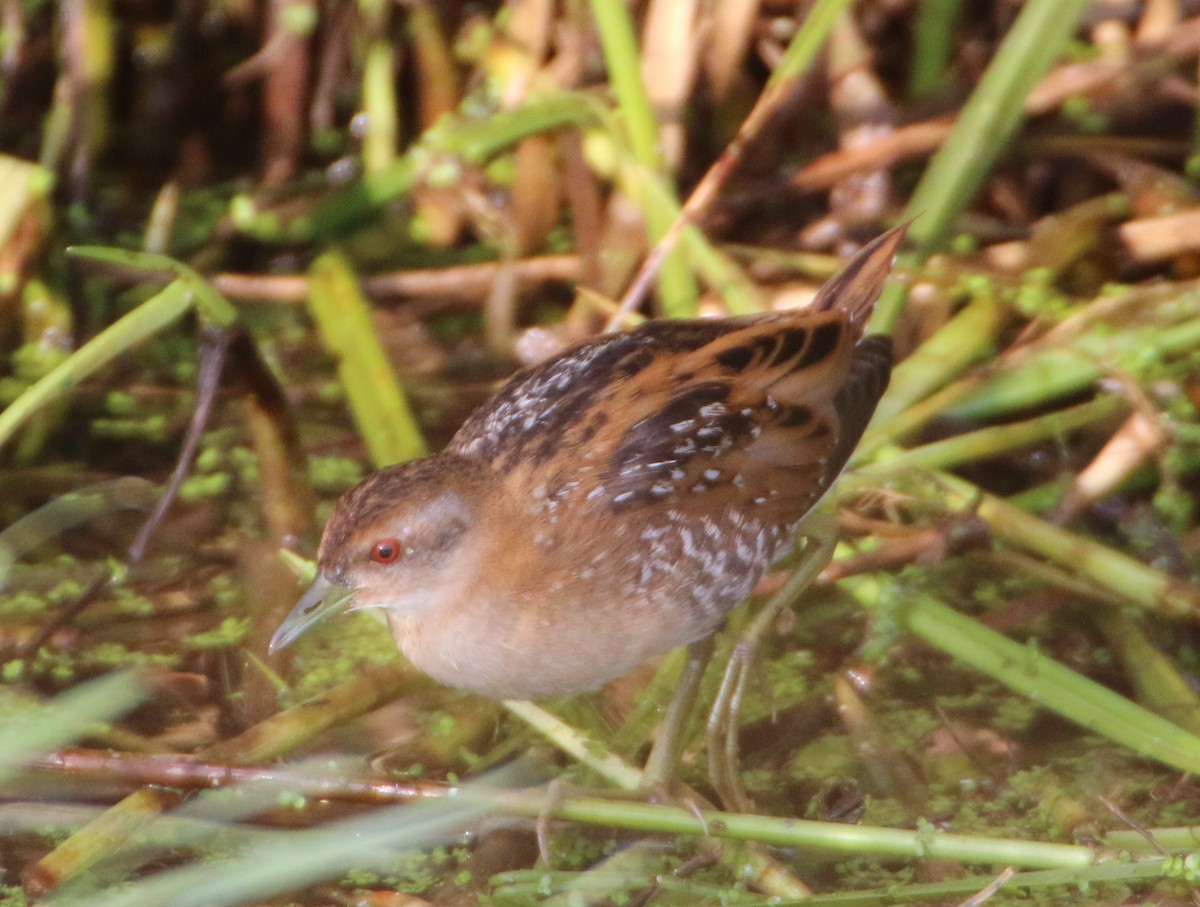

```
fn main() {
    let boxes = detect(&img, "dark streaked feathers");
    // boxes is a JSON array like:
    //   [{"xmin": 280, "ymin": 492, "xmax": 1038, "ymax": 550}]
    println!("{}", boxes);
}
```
[{"xmin": 448, "ymin": 226, "xmax": 902, "ymax": 526}]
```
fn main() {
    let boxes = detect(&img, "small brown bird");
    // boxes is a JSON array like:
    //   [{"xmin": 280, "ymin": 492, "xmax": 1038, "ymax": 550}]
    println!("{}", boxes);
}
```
[{"xmin": 270, "ymin": 227, "xmax": 903, "ymax": 700}]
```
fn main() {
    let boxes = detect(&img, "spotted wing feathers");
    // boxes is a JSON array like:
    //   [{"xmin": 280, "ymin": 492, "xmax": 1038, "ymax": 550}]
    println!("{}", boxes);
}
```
[
  {"xmin": 451, "ymin": 228, "xmax": 902, "ymax": 527},
  {"xmin": 450, "ymin": 323, "xmax": 729, "ymax": 470},
  {"xmin": 600, "ymin": 327, "xmax": 891, "ymax": 522},
  {"xmin": 598, "ymin": 230, "xmax": 901, "ymax": 520}
]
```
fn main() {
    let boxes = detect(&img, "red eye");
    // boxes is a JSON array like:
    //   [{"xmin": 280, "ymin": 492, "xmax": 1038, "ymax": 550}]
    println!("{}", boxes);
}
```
[{"xmin": 370, "ymin": 538, "xmax": 403, "ymax": 564}]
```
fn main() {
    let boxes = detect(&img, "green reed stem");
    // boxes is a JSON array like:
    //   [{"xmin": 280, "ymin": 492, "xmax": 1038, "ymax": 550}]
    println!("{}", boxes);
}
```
[
  {"xmin": 768, "ymin": 0, "xmax": 856, "ymax": 88},
  {"xmin": 907, "ymin": 0, "xmax": 965, "ymax": 99},
  {"xmin": 903, "ymin": 0, "xmax": 1091, "ymax": 249},
  {"xmin": 587, "ymin": 0, "xmax": 697, "ymax": 317},
  {"xmin": 946, "ymin": 316, "xmax": 1200, "ymax": 420},
  {"xmin": 503, "ymin": 699, "xmax": 643, "ymax": 790},
  {"xmin": 847, "ymin": 578, "xmax": 1200, "ymax": 776},
  {"xmin": 0, "ymin": 279, "xmax": 193, "ymax": 453},
  {"xmin": 306, "ymin": 251, "xmax": 427, "ymax": 467},
  {"xmin": 864, "ymin": 395, "xmax": 1126, "ymax": 474},
  {"xmin": 868, "ymin": 289, "xmax": 1008, "ymax": 429},
  {"xmin": 788, "ymin": 858, "xmax": 1176, "ymax": 906}
]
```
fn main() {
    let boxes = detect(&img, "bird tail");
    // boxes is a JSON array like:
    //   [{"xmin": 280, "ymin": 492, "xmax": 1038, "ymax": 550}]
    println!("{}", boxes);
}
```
[{"xmin": 811, "ymin": 224, "xmax": 908, "ymax": 330}]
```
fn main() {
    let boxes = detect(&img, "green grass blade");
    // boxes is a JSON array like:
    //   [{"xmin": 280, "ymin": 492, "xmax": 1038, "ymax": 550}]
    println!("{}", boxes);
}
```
[
  {"xmin": 66, "ymin": 784, "xmax": 490, "ymax": 907},
  {"xmin": 767, "ymin": 0, "xmax": 856, "ymax": 88},
  {"xmin": 868, "ymin": 290, "xmax": 1006, "ymax": 427},
  {"xmin": 945, "ymin": 316, "xmax": 1200, "ymax": 421},
  {"xmin": 787, "ymin": 858, "xmax": 1172, "ymax": 906},
  {"xmin": 862, "ymin": 395, "xmax": 1126, "ymax": 475},
  {"xmin": 293, "ymin": 93, "xmax": 600, "ymax": 240},
  {"xmin": 521, "ymin": 793, "xmax": 1092, "ymax": 868},
  {"xmin": 307, "ymin": 251, "xmax": 427, "ymax": 467},
  {"xmin": 68, "ymin": 246, "xmax": 238, "ymax": 328},
  {"xmin": 903, "ymin": 0, "xmax": 1091, "ymax": 248},
  {"xmin": 0, "ymin": 672, "xmax": 147, "ymax": 784},
  {"xmin": 849, "ymin": 579, "xmax": 1200, "ymax": 776},
  {"xmin": 0, "ymin": 478, "xmax": 158, "ymax": 591},
  {"xmin": 934, "ymin": 471, "xmax": 1200, "ymax": 619},
  {"xmin": 587, "ymin": 0, "xmax": 697, "ymax": 317},
  {"xmin": 907, "ymin": 0, "xmax": 966, "ymax": 99},
  {"xmin": 503, "ymin": 699, "xmax": 643, "ymax": 790},
  {"xmin": 0, "ymin": 279, "xmax": 194, "ymax": 452},
  {"xmin": 360, "ymin": 42, "xmax": 398, "ymax": 173}
]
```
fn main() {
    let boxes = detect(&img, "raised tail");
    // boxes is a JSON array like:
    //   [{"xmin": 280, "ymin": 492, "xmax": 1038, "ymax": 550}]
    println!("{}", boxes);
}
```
[{"xmin": 811, "ymin": 224, "xmax": 908, "ymax": 331}]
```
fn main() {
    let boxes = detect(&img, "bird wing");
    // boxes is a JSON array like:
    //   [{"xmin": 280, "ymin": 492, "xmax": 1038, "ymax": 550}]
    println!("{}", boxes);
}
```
[
  {"xmin": 449, "ymin": 319, "xmax": 733, "ymax": 471},
  {"xmin": 592, "ymin": 313, "xmax": 890, "ymax": 525},
  {"xmin": 451, "ymin": 227, "xmax": 901, "ymax": 527}
]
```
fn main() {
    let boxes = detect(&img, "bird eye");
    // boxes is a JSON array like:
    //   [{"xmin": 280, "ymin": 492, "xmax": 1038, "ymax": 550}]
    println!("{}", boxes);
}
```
[{"xmin": 370, "ymin": 538, "xmax": 403, "ymax": 564}]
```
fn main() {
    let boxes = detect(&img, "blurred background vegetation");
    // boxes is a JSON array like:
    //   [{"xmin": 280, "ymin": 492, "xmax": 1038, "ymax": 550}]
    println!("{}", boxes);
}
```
[{"xmin": 4, "ymin": 0, "xmax": 1200, "ymax": 904}]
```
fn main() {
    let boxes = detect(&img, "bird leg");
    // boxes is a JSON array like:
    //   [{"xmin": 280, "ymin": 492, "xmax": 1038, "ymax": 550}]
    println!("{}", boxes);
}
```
[
  {"xmin": 707, "ymin": 515, "xmax": 838, "ymax": 812},
  {"xmin": 639, "ymin": 635, "xmax": 715, "ymax": 796}
]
